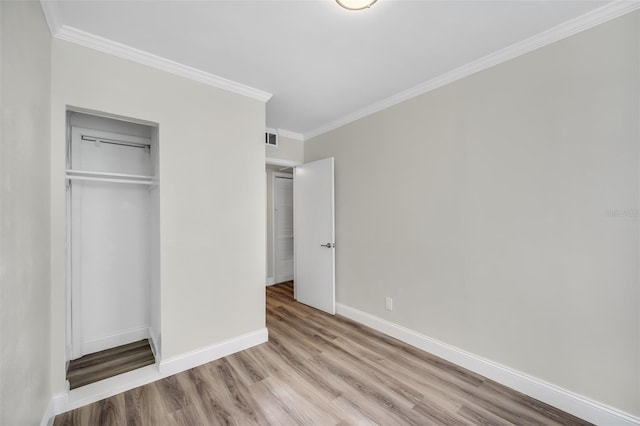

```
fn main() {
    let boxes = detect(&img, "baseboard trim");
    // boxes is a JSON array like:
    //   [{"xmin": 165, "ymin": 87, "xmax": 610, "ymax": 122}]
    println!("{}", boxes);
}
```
[
  {"xmin": 159, "ymin": 328, "xmax": 268, "ymax": 376},
  {"xmin": 274, "ymin": 275, "xmax": 293, "ymax": 284},
  {"xmin": 40, "ymin": 396, "xmax": 56, "ymax": 426},
  {"xmin": 82, "ymin": 326, "xmax": 149, "ymax": 356},
  {"xmin": 336, "ymin": 303, "xmax": 640, "ymax": 426},
  {"xmin": 267, "ymin": 276, "xmax": 294, "ymax": 286},
  {"xmin": 43, "ymin": 328, "xmax": 268, "ymax": 423},
  {"xmin": 57, "ymin": 364, "xmax": 160, "ymax": 414}
]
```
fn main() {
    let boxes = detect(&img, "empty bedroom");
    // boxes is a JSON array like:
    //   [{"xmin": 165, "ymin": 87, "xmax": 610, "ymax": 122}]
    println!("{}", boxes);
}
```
[{"xmin": 0, "ymin": 0, "xmax": 638, "ymax": 425}]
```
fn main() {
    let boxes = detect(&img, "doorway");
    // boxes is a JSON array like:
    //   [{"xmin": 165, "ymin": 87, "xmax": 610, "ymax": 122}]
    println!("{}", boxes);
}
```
[
  {"xmin": 274, "ymin": 174, "xmax": 294, "ymax": 283},
  {"xmin": 266, "ymin": 163, "xmax": 295, "ymax": 285},
  {"xmin": 265, "ymin": 157, "xmax": 336, "ymax": 316},
  {"xmin": 65, "ymin": 110, "xmax": 160, "ymax": 388}
]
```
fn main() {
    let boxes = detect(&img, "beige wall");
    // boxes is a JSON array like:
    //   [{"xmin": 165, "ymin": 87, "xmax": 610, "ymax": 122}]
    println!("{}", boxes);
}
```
[
  {"xmin": 305, "ymin": 12, "xmax": 640, "ymax": 416},
  {"xmin": 266, "ymin": 135, "xmax": 303, "ymax": 163},
  {"xmin": 51, "ymin": 40, "xmax": 266, "ymax": 391},
  {"xmin": 0, "ymin": 1, "xmax": 52, "ymax": 424}
]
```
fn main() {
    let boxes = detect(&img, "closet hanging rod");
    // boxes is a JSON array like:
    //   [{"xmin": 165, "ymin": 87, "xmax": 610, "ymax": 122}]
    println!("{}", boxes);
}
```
[
  {"xmin": 66, "ymin": 169, "xmax": 154, "ymax": 180},
  {"xmin": 81, "ymin": 135, "xmax": 150, "ymax": 149},
  {"xmin": 66, "ymin": 175, "xmax": 154, "ymax": 186}
]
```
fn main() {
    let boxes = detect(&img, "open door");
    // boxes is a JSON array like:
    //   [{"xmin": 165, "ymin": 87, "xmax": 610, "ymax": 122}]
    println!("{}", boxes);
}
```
[{"xmin": 294, "ymin": 157, "xmax": 335, "ymax": 314}]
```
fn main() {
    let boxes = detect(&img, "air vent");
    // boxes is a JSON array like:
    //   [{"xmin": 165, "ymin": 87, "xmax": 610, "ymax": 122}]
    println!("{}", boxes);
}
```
[{"xmin": 265, "ymin": 130, "xmax": 278, "ymax": 147}]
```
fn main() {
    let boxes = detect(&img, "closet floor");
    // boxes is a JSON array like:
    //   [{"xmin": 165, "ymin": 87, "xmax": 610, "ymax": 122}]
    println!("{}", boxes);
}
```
[{"xmin": 67, "ymin": 339, "xmax": 155, "ymax": 389}]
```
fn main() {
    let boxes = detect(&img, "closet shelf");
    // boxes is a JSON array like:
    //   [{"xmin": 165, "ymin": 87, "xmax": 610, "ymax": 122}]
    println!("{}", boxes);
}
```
[
  {"xmin": 66, "ymin": 169, "xmax": 156, "ymax": 186},
  {"xmin": 67, "ymin": 169, "xmax": 154, "ymax": 180}
]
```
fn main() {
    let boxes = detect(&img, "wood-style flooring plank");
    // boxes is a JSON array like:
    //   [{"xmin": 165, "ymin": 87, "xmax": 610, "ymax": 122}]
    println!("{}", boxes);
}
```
[
  {"xmin": 66, "ymin": 339, "xmax": 155, "ymax": 389},
  {"xmin": 55, "ymin": 281, "xmax": 592, "ymax": 426}
]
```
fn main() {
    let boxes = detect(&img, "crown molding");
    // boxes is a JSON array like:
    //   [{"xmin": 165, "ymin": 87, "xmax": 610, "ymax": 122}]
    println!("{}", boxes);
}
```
[
  {"xmin": 303, "ymin": 0, "xmax": 640, "ymax": 140},
  {"xmin": 277, "ymin": 128, "xmax": 305, "ymax": 142},
  {"xmin": 53, "ymin": 25, "xmax": 273, "ymax": 103},
  {"xmin": 40, "ymin": 0, "xmax": 62, "ymax": 35}
]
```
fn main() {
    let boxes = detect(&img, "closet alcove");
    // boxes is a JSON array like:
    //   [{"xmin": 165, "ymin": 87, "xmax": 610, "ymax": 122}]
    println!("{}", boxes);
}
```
[{"xmin": 65, "ymin": 111, "xmax": 160, "ymax": 389}]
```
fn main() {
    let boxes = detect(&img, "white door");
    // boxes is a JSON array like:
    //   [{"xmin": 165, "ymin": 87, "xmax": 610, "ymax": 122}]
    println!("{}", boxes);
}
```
[
  {"xmin": 274, "ymin": 176, "xmax": 294, "ymax": 282},
  {"xmin": 294, "ymin": 157, "xmax": 335, "ymax": 314}
]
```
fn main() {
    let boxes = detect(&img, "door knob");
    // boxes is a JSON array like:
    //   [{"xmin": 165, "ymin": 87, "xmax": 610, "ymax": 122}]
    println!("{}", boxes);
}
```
[{"xmin": 320, "ymin": 243, "xmax": 335, "ymax": 248}]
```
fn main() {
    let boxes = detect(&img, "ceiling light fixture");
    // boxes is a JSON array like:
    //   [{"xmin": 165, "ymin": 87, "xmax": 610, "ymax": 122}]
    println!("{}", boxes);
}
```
[{"xmin": 336, "ymin": 0, "xmax": 377, "ymax": 11}]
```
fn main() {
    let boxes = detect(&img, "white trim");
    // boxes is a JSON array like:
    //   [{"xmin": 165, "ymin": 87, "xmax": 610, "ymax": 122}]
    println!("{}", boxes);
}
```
[
  {"xmin": 59, "ymin": 364, "xmax": 160, "ymax": 414},
  {"xmin": 40, "ymin": 397, "xmax": 56, "ymax": 426},
  {"xmin": 50, "ymin": 392, "xmax": 69, "ymax": 421},
  {"xmin": 81, "ymin": 326, "xmax": 150, "ymax": 357},
  {"xmin": 67, "ymin": 106, "xmax": 158, "ymax": 128},
  {"xmin": 42, "ymin": 328, "xmax": 267, "ymax": 423},
  {"xmin": 304, "ymin": 1, "xmax": 640, "ymax": 140},
  {"xmin": 148, "ymin": 327, "xmax": 160, "ymax": 360},
  {"xmin": 159, "ymin": 328, "xmax": 268, "ymax": 376},
  {"xmin": 336, "ymin": 303, "xmax": 640, "ymax": 426},
  {"xmin": 265, "ymin": 157, "xmax": 303, "ymax": 168},
  {"xmin": 39, "ymin": 1, "xmax": 61, "ymax": 36},
  {"xmin": 274, "ymin": 275, "xmax": 294, "ymax": 284},
  {"xmin": 277, "ymin": 129, "xmax": 305, "ymax": 142},
  {"xmin": 266, "ymin": 277, "xmax": 276, "ymax": 286},
  {"xmin": 52, "ymin": 25, "xmax": 272, "ymax": 103},
  {"xmin": 41, "ymin": 1, "xmax": 638, "ymax": 135}
]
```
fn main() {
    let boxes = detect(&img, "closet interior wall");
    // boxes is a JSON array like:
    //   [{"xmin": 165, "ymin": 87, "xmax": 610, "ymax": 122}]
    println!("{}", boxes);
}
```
[{"xmin": 66, "ymin": 111, "xmax": 161, "ymax": 363}]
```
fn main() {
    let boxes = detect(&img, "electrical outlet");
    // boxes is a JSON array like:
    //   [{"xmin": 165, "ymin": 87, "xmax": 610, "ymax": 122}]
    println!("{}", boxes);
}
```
[{"xmin": 385, "ymin": 297, "xmax": 393, "ymax": 311}]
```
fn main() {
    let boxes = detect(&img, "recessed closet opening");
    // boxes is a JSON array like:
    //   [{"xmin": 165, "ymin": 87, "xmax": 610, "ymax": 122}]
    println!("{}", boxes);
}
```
[{"xmin": 65, "ymin": 110, "xmax": 160, "ymax": 389}]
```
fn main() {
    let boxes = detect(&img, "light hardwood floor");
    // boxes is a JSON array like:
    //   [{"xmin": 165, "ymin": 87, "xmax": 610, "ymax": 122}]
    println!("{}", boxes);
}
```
[{"xmin": 54, "ymin": 282, "xmax": 591, "ymax": 425}]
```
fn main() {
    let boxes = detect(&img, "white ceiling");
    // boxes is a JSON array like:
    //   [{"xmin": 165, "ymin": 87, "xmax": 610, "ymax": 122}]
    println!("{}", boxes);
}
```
[{"xmin": 47, "ymin": 0, "xmax": 612, "ymax": 138}]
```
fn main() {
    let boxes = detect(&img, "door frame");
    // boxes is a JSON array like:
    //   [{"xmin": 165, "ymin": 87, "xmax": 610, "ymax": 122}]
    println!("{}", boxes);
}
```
[
  {"xmin": 272, "ymin": 173, "xmax": 294, "ymax": 284},
  {"xmin": 266, "ymin": 158, "xmax": 301, "ymax": 290}
]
